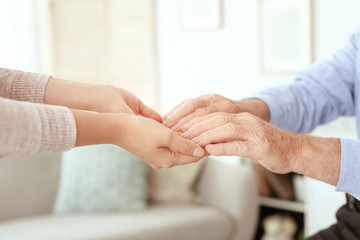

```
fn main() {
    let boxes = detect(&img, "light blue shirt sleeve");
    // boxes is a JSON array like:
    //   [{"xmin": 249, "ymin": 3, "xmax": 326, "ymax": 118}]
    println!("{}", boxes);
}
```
[
  {"xmin": 337, "ymin": 138, "xmax": 360, "ymax": 200},
  {"xmin": 252, "ymin": 29, "xmax": 360, "ymax": 199}
]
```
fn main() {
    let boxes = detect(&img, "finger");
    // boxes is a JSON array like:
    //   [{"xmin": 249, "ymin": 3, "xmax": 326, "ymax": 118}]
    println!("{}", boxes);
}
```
[
  {"xmin": 163, "ymin": 99, "xmax": 206, "ymax": 128},
  {"xmin": 163, "ymin": 100, "xmax": 187, "ymax": 121},
  {"xmin": 139, "ymin": 103, "xmax": 162, "ymax": 122},
  {"xmin": 181, "ymin": 113, "xmax": 229, "ymax": 138},
  {"xmin": 172, "ymin": 107, "xmax": 213, "ymax": 132},
  {"xmin": 179, "ymin": 112, "xmax": 220, "ymax": 133},
  {"xmin": 192, "ymin": 123, "xmax": 251, "ymax": 147},
  {"xmin": 167, "ymin": 132, "xmax": 205, "ymax": 157},
  {"xmin": 205, "ymin": 141, "xmax": 253, "ymax": 156}
]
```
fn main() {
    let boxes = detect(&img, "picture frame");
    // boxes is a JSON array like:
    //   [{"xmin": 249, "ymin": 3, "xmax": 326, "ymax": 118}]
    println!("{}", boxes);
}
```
[
  {"xmin": 259, "ymin": 0, "xmax": 313, "ymax": 74},
  {"xmin": 179, "ymin": 0, "xmax": 222, "ymax": 31}
]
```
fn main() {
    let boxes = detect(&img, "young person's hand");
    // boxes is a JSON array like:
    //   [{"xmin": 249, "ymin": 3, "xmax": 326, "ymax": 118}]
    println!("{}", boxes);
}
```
[
  {"xmin": 72, "ymin": 110, "xmax": 205, "ymax": 169},
  {"xmin": 45, "ymin": 78, "xmax": 161, "ymax": 122}
]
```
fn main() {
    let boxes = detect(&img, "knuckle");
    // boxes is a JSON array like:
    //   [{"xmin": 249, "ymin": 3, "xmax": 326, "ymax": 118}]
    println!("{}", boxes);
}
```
[
  {"xmin": 233, "ymin": 141, "xmax": 244, "ymax": 152},
  {"xmin": 224, "ymin": 104, "xmax": 235, "ymax": 113},
  {"xmin": 216, "ymin": 114, "xmax": 229, "ymax": 124},
  {"xmin": 226, "ymin": 122, "xmax": 238, "ymax": 134}
]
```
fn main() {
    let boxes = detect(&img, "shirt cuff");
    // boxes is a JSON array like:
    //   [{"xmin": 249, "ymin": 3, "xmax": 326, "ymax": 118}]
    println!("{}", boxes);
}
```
[
  {"xmin": 250, "ymin": 92, "xmax": 284, "ymax": 128},
  {"xmin": 336, "ymin": 138, "xmax": 360, "ymax": 200}
]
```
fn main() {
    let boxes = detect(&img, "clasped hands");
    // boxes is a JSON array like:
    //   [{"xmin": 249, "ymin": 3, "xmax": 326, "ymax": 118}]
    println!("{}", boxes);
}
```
[
  {"xmin": 109, "ymin": 87, "xmax": 300, "ymax": 174},
  {"xmin": 59, "ymin": 79, "xmax": 300, "ymax": 173},
  {"xmin": 48, "ymin": 78, "xmax": 339, "ymax": 184},
  {"xmin": 162, "ymin": 94, "xmax": 300, "ymax": 174}
]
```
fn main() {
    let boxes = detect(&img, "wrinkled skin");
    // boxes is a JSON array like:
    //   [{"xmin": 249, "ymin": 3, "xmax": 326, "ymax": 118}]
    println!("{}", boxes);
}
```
[{"xmin": 180, "ymin": 112, "xmax": 301, "ymax": 174}]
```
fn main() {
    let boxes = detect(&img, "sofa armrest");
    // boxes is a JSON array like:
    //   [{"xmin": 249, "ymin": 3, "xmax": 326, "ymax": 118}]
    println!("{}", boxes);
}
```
[
  {"xmin": 197, "ymin": 157, "xmax": 259, "ymax": 240},
  {"xmin": 0, "ymin": 153, "xmax": 61, "ymax": 222}
]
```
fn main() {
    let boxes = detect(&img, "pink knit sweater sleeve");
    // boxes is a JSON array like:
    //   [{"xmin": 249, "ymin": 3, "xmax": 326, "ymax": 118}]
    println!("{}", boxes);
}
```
[
  {"xmin": 0, "ymin": 67, "xmax": 51, "ymax": 103},
  {"xmin": 0, "ymin": 68, "xmax": 77, "ymax": 157}
]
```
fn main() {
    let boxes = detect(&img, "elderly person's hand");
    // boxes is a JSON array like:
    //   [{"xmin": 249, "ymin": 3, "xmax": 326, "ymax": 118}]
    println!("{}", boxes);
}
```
[
  {"xmin": 180, "ymin": 112, "xmax": 341, "ymax": 185},
  {"xmin": 162, "ymin": 94, "xmax": 270, "ymax": 131},
  {"xmin": 73, "ymin": 110, "xmax": 205, "ymax": 169},
  {"xmin": 181, "ymin": 112, "xmax": 298, "ymax": 173}
]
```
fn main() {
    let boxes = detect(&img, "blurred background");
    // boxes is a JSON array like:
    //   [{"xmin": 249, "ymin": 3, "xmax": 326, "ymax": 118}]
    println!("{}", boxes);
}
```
[{"xmin": 1, "ymin": 0, "xmax": 360, "ymax": 239}]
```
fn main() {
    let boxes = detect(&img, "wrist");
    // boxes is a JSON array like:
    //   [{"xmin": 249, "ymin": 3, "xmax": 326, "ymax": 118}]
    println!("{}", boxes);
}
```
[
  {"xmin": 291, "ymin": 134, "xmax": 341, "ymax": 185},
  {"xmin": 72, "ymin": 110, "xmax": 131, "ymax": 147},
  {"xmin": 236, "ymin": 98, "xmax": 270, "ymax": 122}
]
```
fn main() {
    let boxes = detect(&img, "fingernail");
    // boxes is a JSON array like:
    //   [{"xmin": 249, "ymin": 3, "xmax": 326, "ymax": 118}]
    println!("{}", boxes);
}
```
[{"xmin": 193, "ymin": 147, "xmax": 204, "ymax": 157}]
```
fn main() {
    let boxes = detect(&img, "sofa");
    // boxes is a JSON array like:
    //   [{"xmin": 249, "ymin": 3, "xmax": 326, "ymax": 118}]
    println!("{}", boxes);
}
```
[{"xmin": 0, "ymin": 153, "xmax": 259, "ymax": 240}]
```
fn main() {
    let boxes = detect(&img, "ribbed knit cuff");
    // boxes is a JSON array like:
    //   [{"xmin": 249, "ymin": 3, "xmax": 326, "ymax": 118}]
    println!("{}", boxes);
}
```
[
  {"xmin": 37, "ymin": 105, "xmax": 77, "ymax": 153},
  {"xmin": 9, "ymin": 70, "xmax": 51, "ymax": 104}
]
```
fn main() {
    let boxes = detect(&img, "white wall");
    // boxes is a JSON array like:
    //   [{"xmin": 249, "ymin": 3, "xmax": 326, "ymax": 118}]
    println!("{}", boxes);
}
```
[
  {"xmin": 156, "ymin": 0, "xmax": 360, "ymax": 114},
  {"xmin": 156, "ymin": 0, "xmax": 295, "ymax": 114},
  {"xmin": 0, "ymin": 0, "xmax": 37, "ymax": 71},
  {"xmin": 156, "ymin": 0, "xmax": 360, "ymax": 237}
]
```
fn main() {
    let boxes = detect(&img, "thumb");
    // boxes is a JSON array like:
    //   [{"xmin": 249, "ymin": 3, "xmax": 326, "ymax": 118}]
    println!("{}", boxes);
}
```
[{"xmin": 168, "ymin": 133, "xmax": 205, "ymax": 157}]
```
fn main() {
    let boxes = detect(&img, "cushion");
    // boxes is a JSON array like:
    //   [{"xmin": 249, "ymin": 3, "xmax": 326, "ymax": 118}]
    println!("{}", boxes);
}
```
[
  {"xmin": 0, "ymin": 204, "xmax": 233, "ymax": 240},
  {"xmin": 148, "ymin": 159, "xmax": 205, "ymax": 203},
  {"xmin": 54, "ymin": 144, "xmax": 148, "ymax": 213}
]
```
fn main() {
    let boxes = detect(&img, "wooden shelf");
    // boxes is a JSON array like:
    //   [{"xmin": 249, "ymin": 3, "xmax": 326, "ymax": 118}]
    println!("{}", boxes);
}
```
[{"xmin": 259, "ymin": 196, "xmax": 305, "ymax": 213}]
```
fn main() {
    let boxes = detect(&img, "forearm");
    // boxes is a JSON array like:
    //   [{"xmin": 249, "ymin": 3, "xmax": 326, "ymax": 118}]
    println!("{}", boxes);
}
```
[
  {"xmin": 45, "ymin": 77, "xmax": 122, "ymax": 113},
  {"xmin": 72, "ymin": 110, "xmax": 128, "ymax": 147},
  {"xmin": 292, "ymin": 134, "xmax": 341, "ymax": 186}
]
